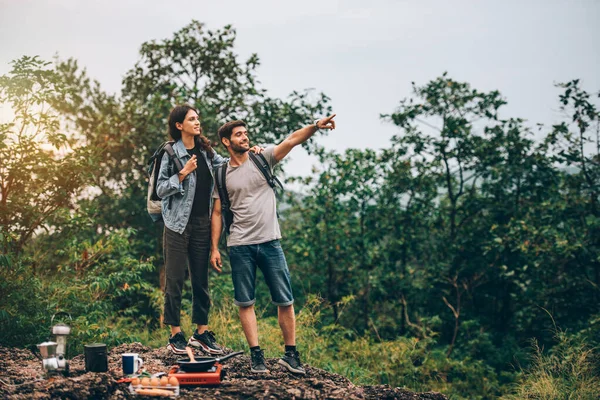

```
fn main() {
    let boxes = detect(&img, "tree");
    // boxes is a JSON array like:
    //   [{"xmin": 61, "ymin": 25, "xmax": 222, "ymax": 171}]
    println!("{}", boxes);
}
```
[
  {"xmin": 383, "ymin": 73, "xmax": 508, "ymax": 354},
  {"xmin": 0, "ymin": 56, "xmax": 97, "ymax": 257},
  {"xmin": 54, "ymin": 21, "xmax": 332, "ymax": 262}
]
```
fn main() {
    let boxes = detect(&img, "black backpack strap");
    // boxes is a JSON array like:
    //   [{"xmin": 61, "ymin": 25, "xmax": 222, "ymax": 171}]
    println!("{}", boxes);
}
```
[
  {"xmin": 164, "ymin": 143, "xmax": 184, "ymax": 172},
  {"xmin": 215, "ymin": 163, "xmax": 229, "ymax": 207},
  {"xmin": 148, "ymin": 142, "xmax": 166, "ymax": 168},
  {"xmin": 149, "ymin": 142, "xmax": 169, "ymax": 202},
  {"xmin": 249, "ymin": 152, "xmax": 283, "ymax": 190},
  {"xmin": 215, "ymin": 163, "xmax": 233, "ymax": 234}
]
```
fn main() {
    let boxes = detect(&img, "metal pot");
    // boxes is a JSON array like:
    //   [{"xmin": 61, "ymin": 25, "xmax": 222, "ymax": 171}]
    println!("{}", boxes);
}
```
[
  {"xmin": 84, "ymin": 343, "xmax": 108, "ymax": 372},
  {"xmin": 37, "ymin": 342, "xmax": 58, "ymax": 359}
]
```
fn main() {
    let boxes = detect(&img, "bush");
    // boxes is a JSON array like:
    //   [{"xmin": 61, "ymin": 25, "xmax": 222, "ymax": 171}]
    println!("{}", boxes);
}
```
[
  {"xmin": 0, "ymin": 260, "xmax": 50, "ymax": 347},
  {"xmin": 503, "ymin": 331, "xmax": 600, "ymax": 400},
  {"xmin": 0, "ymin": 229, "xmax": 160, "ymax": 354}
]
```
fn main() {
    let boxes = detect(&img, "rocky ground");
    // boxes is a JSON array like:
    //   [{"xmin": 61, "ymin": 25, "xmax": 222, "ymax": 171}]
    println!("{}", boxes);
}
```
[{"xmin": 0, "ymin": 343, "xmax": 447, "ymax": 399}]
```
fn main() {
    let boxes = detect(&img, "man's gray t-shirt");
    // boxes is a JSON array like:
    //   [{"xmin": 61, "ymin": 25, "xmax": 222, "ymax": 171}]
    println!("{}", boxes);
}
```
[{"xmin": 213, "ymin": 146, "xmax": 280, "ymax": 247}]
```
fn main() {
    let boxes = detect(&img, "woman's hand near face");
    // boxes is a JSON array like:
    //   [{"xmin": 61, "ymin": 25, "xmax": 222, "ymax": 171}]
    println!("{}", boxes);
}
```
[{"xmin": 249, "ymin": 146, "xmax": 264, "ymax": 154}]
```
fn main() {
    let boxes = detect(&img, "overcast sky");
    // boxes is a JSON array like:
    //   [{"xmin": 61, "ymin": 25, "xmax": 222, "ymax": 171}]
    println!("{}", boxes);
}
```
[{"xmin": 1, "ymin": 0, "xmax": 598, "ymax": 180}]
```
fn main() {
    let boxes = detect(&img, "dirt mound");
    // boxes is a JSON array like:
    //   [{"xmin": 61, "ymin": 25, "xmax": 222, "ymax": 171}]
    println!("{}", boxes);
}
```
[{"xmin": 0, "ymin": 344, "xmax": 447, "ymax": 399}]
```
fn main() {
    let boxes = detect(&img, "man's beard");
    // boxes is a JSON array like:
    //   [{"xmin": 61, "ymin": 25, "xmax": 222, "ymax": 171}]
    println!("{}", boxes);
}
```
[{"xmin": 230, "ymin": 142, "xmax": 249, "ymax": 154}]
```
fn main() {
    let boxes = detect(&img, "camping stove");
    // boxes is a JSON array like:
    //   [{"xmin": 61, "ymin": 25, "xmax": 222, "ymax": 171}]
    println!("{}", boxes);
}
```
[{"xmin": 167, "ymin": 363, "xmax": 223, "ymax": 386}]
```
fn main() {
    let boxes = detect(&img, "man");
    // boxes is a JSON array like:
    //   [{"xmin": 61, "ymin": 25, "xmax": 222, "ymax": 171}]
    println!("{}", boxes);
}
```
[{"xmin": 210, "ymin": 114, "xmax": 336, "ymax": 374}]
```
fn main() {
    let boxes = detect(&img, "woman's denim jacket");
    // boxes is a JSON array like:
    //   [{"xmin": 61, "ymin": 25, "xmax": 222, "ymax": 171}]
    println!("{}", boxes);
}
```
[{"xmin": 156, "ymin": 140, "xmax": 226, "ymax": 234}]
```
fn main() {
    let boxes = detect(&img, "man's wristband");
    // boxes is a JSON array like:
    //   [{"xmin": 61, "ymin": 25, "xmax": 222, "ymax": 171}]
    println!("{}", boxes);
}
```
[{"xmin": 313, "ymin": 119, "xmax": 321, "ymax": 131}]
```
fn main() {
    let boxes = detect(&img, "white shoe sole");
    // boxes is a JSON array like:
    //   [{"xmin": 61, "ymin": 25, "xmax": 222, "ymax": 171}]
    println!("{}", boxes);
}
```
[
  {"xmin": 166, "ymin": 343, "xmax": 188, "ymax": 355},
  {"xmin": 278, "ymin": 359, "xmax": 306, "ymax": 375},
  {"xmin": 187, "ymin": 337, "xmax": 224, "ymax": 355}
]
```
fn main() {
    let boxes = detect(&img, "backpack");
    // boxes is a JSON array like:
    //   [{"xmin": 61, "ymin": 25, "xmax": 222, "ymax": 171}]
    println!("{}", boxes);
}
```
[
  {"xmin": 146, "ymin": 141, "xmax": 185, "ymax": 222},
  {"xmin": 214, "ymin": 152, "xmax": 283, "ymax": 234}
]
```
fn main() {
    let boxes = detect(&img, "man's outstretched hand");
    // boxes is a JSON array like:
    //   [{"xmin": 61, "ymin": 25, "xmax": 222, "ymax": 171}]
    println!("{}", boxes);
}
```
[
  {"xmin": 273, "ymin": 113, "xmax": 337, "ymax": 162},
  {"xmin": 316, "ymin": 114, "xmax": 336, "ymax": 130}
]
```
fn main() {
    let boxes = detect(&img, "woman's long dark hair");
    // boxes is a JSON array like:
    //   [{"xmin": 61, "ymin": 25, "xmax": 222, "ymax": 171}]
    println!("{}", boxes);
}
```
[{"xmin": 168, "ymin": 104, "xmax": 213, "ymax": 158}]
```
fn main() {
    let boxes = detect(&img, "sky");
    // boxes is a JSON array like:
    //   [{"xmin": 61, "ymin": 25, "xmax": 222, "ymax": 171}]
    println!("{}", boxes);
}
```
[{"xmin": 1, "ymin": 0, "xmax": 599, "ymax": 181}]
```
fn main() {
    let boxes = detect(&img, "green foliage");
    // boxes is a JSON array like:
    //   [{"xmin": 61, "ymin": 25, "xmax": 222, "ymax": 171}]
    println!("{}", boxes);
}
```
[
  {"xmin": 0, "ymin": 260, "xmax": 47, "ymax": 346},
  {"xmin": 0, "ymin": 229, "xmax": 159, "ymax": 354},
  {"xmin": 282, "ymin": 74, "xmax": 599, "ymax": 398},
  {"xmin": 503, "ymin": 331, "xmax": 600, "ymax": 400},
  {"xmin": 0, "ymin": 56, "xmax": 99, "ymax": 256}
]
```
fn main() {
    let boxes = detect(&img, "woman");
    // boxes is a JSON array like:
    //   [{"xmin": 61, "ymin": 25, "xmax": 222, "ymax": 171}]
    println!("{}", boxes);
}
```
[{"xmin": 156, "ymin": 104, "xmax": 261, "ymax": 355}]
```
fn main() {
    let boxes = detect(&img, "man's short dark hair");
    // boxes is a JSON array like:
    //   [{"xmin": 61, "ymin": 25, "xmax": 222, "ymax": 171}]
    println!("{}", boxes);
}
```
[{"xmin": 218, "ymin": 120, "xmax": 246, "ymax": 146}]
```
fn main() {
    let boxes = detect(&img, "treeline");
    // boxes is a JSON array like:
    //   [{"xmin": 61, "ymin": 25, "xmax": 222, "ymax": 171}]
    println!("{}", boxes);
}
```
[
  {"xmin": 279, "ymin": 74, "xmax": 600, "ymax": 397},
  {"xmin": 1, "ymin": 21, "xmax": 599, "ymax": 399},
  {"xmin": 284, "ymin": 74, "xmax": 600, "ymax": 353}
]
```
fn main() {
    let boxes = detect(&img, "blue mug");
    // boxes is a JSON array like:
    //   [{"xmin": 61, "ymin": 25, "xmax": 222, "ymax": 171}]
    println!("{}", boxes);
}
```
[{"xmin": 122, "ymin": 353, "xmax": 144, "ymax": 375}]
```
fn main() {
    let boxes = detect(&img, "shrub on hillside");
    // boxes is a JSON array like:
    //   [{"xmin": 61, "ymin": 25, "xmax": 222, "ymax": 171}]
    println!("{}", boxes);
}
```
[{"xmin": 503, "ymin": 331, "xmax": 600, "ymax": 399}]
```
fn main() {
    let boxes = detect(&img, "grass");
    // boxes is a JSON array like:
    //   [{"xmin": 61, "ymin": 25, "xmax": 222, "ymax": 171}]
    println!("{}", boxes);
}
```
[
  {"xmin": 19, "ymin": 275, "xmax": 595, "ymax": 400},
  {"xmin": 502, "ymin": 331, "xmax": 600, "ymax": 400},
  {"xmin": 131, "ymin": 294, "xmax": 507, "ymax": 399}
]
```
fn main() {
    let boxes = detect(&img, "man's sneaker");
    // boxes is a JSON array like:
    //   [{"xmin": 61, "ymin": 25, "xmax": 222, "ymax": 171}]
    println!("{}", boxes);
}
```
[
  {"xmin": 188, "ymin": 330, "xmax": 224, "ymax": 355},
  {"xmin": 278, "ymin": 350, "xmax": 306, "ymax": 375},
  {"xmin": 250, "ymin": 349, "xmax": 269, "ymax": 374},
  {"xmin": 166, "ymin": 332, "xmax": 188, "ymax": 355}
]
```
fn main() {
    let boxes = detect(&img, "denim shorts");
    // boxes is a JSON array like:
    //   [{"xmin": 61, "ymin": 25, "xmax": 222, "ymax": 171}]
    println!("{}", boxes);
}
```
[{"xmin": 228, "ymin": 240, "xmax": 294, "ymax": 307}]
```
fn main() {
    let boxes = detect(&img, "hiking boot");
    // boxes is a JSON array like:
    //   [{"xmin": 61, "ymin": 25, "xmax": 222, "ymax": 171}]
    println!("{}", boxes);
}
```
[
  {"xmin": 250, "ymin": 349, "xmax": 269, "ymax": 374},
  {"xmin": 166, "ymin": 332, "xmax": 188, "ymax": 355},
  {"xmin": 278, "ymin": 350, "xmax": 306, "ymax": 375},
  {"xmin": 188, "ymin": 330, "xmax": 224, "ymax": 355}
]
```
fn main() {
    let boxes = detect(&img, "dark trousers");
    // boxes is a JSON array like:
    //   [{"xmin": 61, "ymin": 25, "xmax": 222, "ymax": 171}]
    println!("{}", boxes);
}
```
[{"xmin": 163, "ymin": 215, "xmax": 211, "ymax": 327}]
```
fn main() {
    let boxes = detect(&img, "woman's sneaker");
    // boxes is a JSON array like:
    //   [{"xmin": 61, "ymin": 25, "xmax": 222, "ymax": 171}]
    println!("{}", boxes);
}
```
[
  {"xmin": 188, "ymin": 330, "xmax": 224, "ymax": 355},
  {"xmin": 250, "ymin": 348, "xmax": 269, "ymax": 373},
  {"xmin": 166, "ymin": 332, "xmax": 188, "ymax": 355},
  {"xmin": 278, "ymin": 350, "xmax": 306, "ymax": 374}
]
